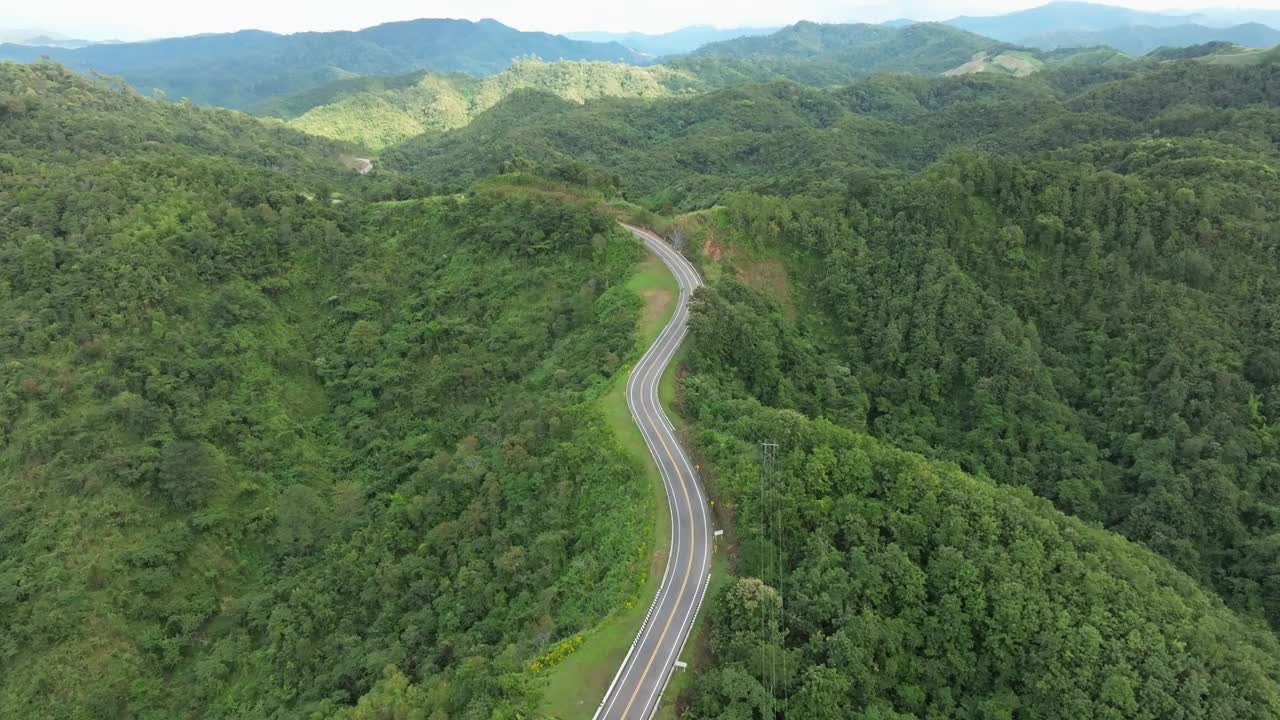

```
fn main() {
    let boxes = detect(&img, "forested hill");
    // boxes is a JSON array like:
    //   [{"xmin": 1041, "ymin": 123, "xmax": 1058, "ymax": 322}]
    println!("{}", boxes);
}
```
[
  {"xmin": 682, "ymin": 22, "xmax": 1008, "ymax": 76},
  {"xmin": 665, "ymin": 147, "xmax": 1280, "ymax": 713},
  {"xmin": 945, "ymin": 1, "xmax": 1206, "ymax": 42},
  {"xmin": 6, "ymin": 29, "xmax": 1280, "ymax": 720},
  {"xmin": 256, "ymin": 59, "xmax": 703, "ymax": 150},
  {"xmin": 243, "ymin": 25, "xmax": 1136, "ymax": 151},
  {"xmin": 656, "ymin": 56, "xmax": 1280, "ymax": 715},
  {"xmin": 385, "ymin": 55, "xmax": 1280, "ymax": 207},
  {"xmin": 565, "ymin": 26, "xmax": 780, "ymax": 57},
  {"xmin": 692, "ymin": 21, "xmax": 997, "ymax": 61},
  {"xmin": 0, "ymin": 19, "xmax": 645, "ymax": 109},
  {"xmin": 0, "ymin": 61, "xmax": 655, "ymax": 717},
  {"xmin": 1026, "ymin": 21, "xmax": 1280, "ymax": 55},
  {"xmin": 375, "ymin": 49, "xmax": 1280, "ymax": 714},
  {"xmin": 680, "ymin": 361, "xmax": 1280, "ymax": 718}
]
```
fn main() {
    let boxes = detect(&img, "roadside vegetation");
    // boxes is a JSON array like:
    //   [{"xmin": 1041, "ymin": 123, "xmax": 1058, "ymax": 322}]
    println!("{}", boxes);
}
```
[
  {"xmin": 539, "ymin": 251, "xmax": 681, "ymax": 718},
  {"xmin": 0, "ymin": 62, "xmax": 654, "ymax": 718},
  {"xmin": 395, "ymin": 49, "xmax": 1280, "ymax": 717},
  {"xmin": 4, "ymin": 19, "xmax": 1280, "ymax": 719}
]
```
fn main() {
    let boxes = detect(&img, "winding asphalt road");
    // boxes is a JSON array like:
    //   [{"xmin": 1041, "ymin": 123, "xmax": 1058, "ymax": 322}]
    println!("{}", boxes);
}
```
[{"xmin": 593, "ymin": 225, "xmax": 712, "ymax": 720}]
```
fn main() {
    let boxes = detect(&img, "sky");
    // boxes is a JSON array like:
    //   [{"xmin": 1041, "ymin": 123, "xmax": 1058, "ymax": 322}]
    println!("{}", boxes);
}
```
[{"xmin": 3, "ymin": 0, "xmax": 1280, "ymax": 41}]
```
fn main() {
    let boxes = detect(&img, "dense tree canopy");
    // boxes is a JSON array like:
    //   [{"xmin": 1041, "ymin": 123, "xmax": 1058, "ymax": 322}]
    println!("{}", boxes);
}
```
[
  {"xmin": 592, "ymin": 50, "xmax": 1280, "ymax": 715},
  {"xmin": 0, "ymin": 62, "xmax": 654, "ymax": 718},
  {"xmin": 676, "ymin": 134, "xmax": 1280, "ymax": 628},
  {"xmin": 386, "ymin": 53, "xmax": 1280, "ymax": 210},
  {"xmin": 677, "ymin": 378, "xmax": 1280, "ymax": 719},
  {"xmin": 4, "ymin": 29, "xmax": 1280, "ymax": 720},
  {"xmin": 263, "ymin": 59, "xmax": 703, "ymax": 150}
]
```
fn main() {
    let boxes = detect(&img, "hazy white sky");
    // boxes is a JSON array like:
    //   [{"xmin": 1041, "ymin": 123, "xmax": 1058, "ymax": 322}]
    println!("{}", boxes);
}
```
[{"xmin": 4, "ymin": 0, "xmax": 1279, "ymax": 40}]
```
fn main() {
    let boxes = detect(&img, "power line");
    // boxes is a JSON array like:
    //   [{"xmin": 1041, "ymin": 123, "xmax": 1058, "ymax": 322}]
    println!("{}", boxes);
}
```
[{"xmin": 760, "ymin": 441, "xmax": 779, "ymax": 718}]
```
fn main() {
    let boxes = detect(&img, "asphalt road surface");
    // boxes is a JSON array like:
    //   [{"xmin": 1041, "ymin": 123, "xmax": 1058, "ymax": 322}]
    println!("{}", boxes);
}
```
[{"xmin": 594, "ymin": 224, "xmax": 712, "ymax": 720}]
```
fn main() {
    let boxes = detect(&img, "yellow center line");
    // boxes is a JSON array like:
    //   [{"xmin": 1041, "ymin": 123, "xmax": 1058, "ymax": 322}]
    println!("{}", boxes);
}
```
[{"xmin": 618, "ymin": 345, "xmax": 697, "ymax": 718}]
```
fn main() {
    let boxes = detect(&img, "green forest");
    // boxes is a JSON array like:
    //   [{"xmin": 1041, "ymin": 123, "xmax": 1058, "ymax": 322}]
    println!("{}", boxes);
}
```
[
  {"xmin": 0, "ymin": 18, "xmax": 646, "ymax": 109},
  {"xmin": 1, "ymin": 62, "xmax": 656, "ymax": 717},
  {"xmin": 673, "ymin": 163, "xmax": 1280, "ymax": 713},
  {"xmin": 3, "ymin": 12, "xmax": 1280, "ymax": 720},
  {"xmin": 244, "ymin": 24, "xmax": 1152, "ymax": 152},
  {"xmin": 262, "ymin": 59, "xmax": 704, "ymax": 151}
]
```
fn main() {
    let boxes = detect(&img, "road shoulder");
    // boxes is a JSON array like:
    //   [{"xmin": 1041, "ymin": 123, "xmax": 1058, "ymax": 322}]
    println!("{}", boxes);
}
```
[{"xmin": 537, "ymin": 250, "xmax": 680, "ymax": 718}]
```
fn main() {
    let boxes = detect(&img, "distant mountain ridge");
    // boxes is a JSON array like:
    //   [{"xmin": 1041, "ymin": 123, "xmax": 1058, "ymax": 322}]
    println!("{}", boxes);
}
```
[
  {"xmin": 686, "ymin": 20, "xmax": 1003, "ymax": 61},
  {"xmin": 897, "ymin": 2, "xmax": 1280, "ymax": 56},
  {"xmin": 0, "ymin": 28, "xmax": 109, "ymax": 48},
  {"xmin": 0, "ymin": 18, "xmax": 645, "ymax": 109},
  {"xmin": 250, "ymin": 23, "xmax": 1009, "ymax": 150},
  {"xmin": 1024, "ymin": 21, "xmax": 1280, "ymax": 55},
  {"xmin": 565, "ymin": 26, "xmax": 779, "ymax": 56},
  {"xmin": 945, "ymin": 1, "xmax": 1209, "ymax": 40},
  {"xmin": 1201, "ymin": 8, "xmax": 1280, "ymax": 28},
  {"xmin": 9, "ymin": 4, "xmax": 1278, "ymax": 117},
  {"xmin": 263, "ymin": 20, "xmax": 1146, "ymax": 151},
  {"xmin": 688, "ymin": 21, "xmax": 1009, "ymax": 75}
]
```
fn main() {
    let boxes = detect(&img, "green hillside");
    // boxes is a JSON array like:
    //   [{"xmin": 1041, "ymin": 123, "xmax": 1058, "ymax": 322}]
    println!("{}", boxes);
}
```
[
  {"xmin": 681, "ymin": 365, "xmax": 1280, "ymax": 718},
  {"xmin": 942, "ymin": 49, "xmax": 1046, "ymax": 76},
  {"xmin": 250, "ymin": 71, "xmax": 457, "ymax": 119},
  {"xmin": 251, "ymin": 25, "xmax": 1144, "ymax": 151},
  {"xmin": 385, "ymin": 58, "xmax": 1280, "ymax": 208},
  {"xmin": 382, "ymin": 80, "xmax": 900, "ymax": 206},
  {"xmin": 666, "ymin": 21, "xmax": 1035, "ymax": 85},
  {"xmin": 384, "ymin": 53, "xmax": 1280, "ymax": 630},
  {"xmin": 688, "ymin": 21, "xmax": 1003, "ymax": 72},
  {"xmin": 0, "ymin": 19, "xmax": 647, "ymax": 109},
  {"xmin": 650, "ymin": 58, "xmax": 1280, "ymax": 710},
  {"xmin": 670, "ymin": 122, "xmax": 1280, "ymax": 618},
  {"xmin": 0, "ymin": 61, "xmax": 654, "ymax": 718},
  {"xmin": 1023, "ymin": 21, "xmax": 1280, "ymax": 55},
  {"xmin": 262, "ymin": 59, "xmax": 703, "ymax": 150},
  {"xmin": 5, "ymin": 24, "xmax": 1280, "ymax": 720},
  {"xmin": 380, "ymin": 72, "xmax": 1056, "ymax": 205}
]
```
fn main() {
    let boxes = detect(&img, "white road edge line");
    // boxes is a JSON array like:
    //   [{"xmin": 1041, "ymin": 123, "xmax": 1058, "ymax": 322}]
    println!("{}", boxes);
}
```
[
  {"xmin": 595, "ymin": 225, "xmax": 702, "ymax": 720},
  {"xmin": 593, "ymin": 224, "xmax": 711, "ymax": 720}
]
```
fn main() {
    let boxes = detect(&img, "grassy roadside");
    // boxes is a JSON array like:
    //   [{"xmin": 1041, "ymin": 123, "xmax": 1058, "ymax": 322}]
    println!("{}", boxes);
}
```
[
  {"xmin": 542, "ymin": 208, "xmax": 792, "ymax": 718},
  {"xmin": 538, "ymin": 251, "xmax": 681, "ymax": 718}
]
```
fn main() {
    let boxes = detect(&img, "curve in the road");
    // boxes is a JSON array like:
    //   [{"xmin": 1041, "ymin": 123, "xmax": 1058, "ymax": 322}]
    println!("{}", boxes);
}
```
[{"xmin": 594, "ymin": 224, "xmax": 712, "ymax": 720}]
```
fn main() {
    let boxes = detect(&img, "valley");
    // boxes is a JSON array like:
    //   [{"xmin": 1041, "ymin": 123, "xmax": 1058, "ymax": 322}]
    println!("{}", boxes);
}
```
[{"xmin": 3, "ymin": 2, "xmax": 1280, "ymax": 718}]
